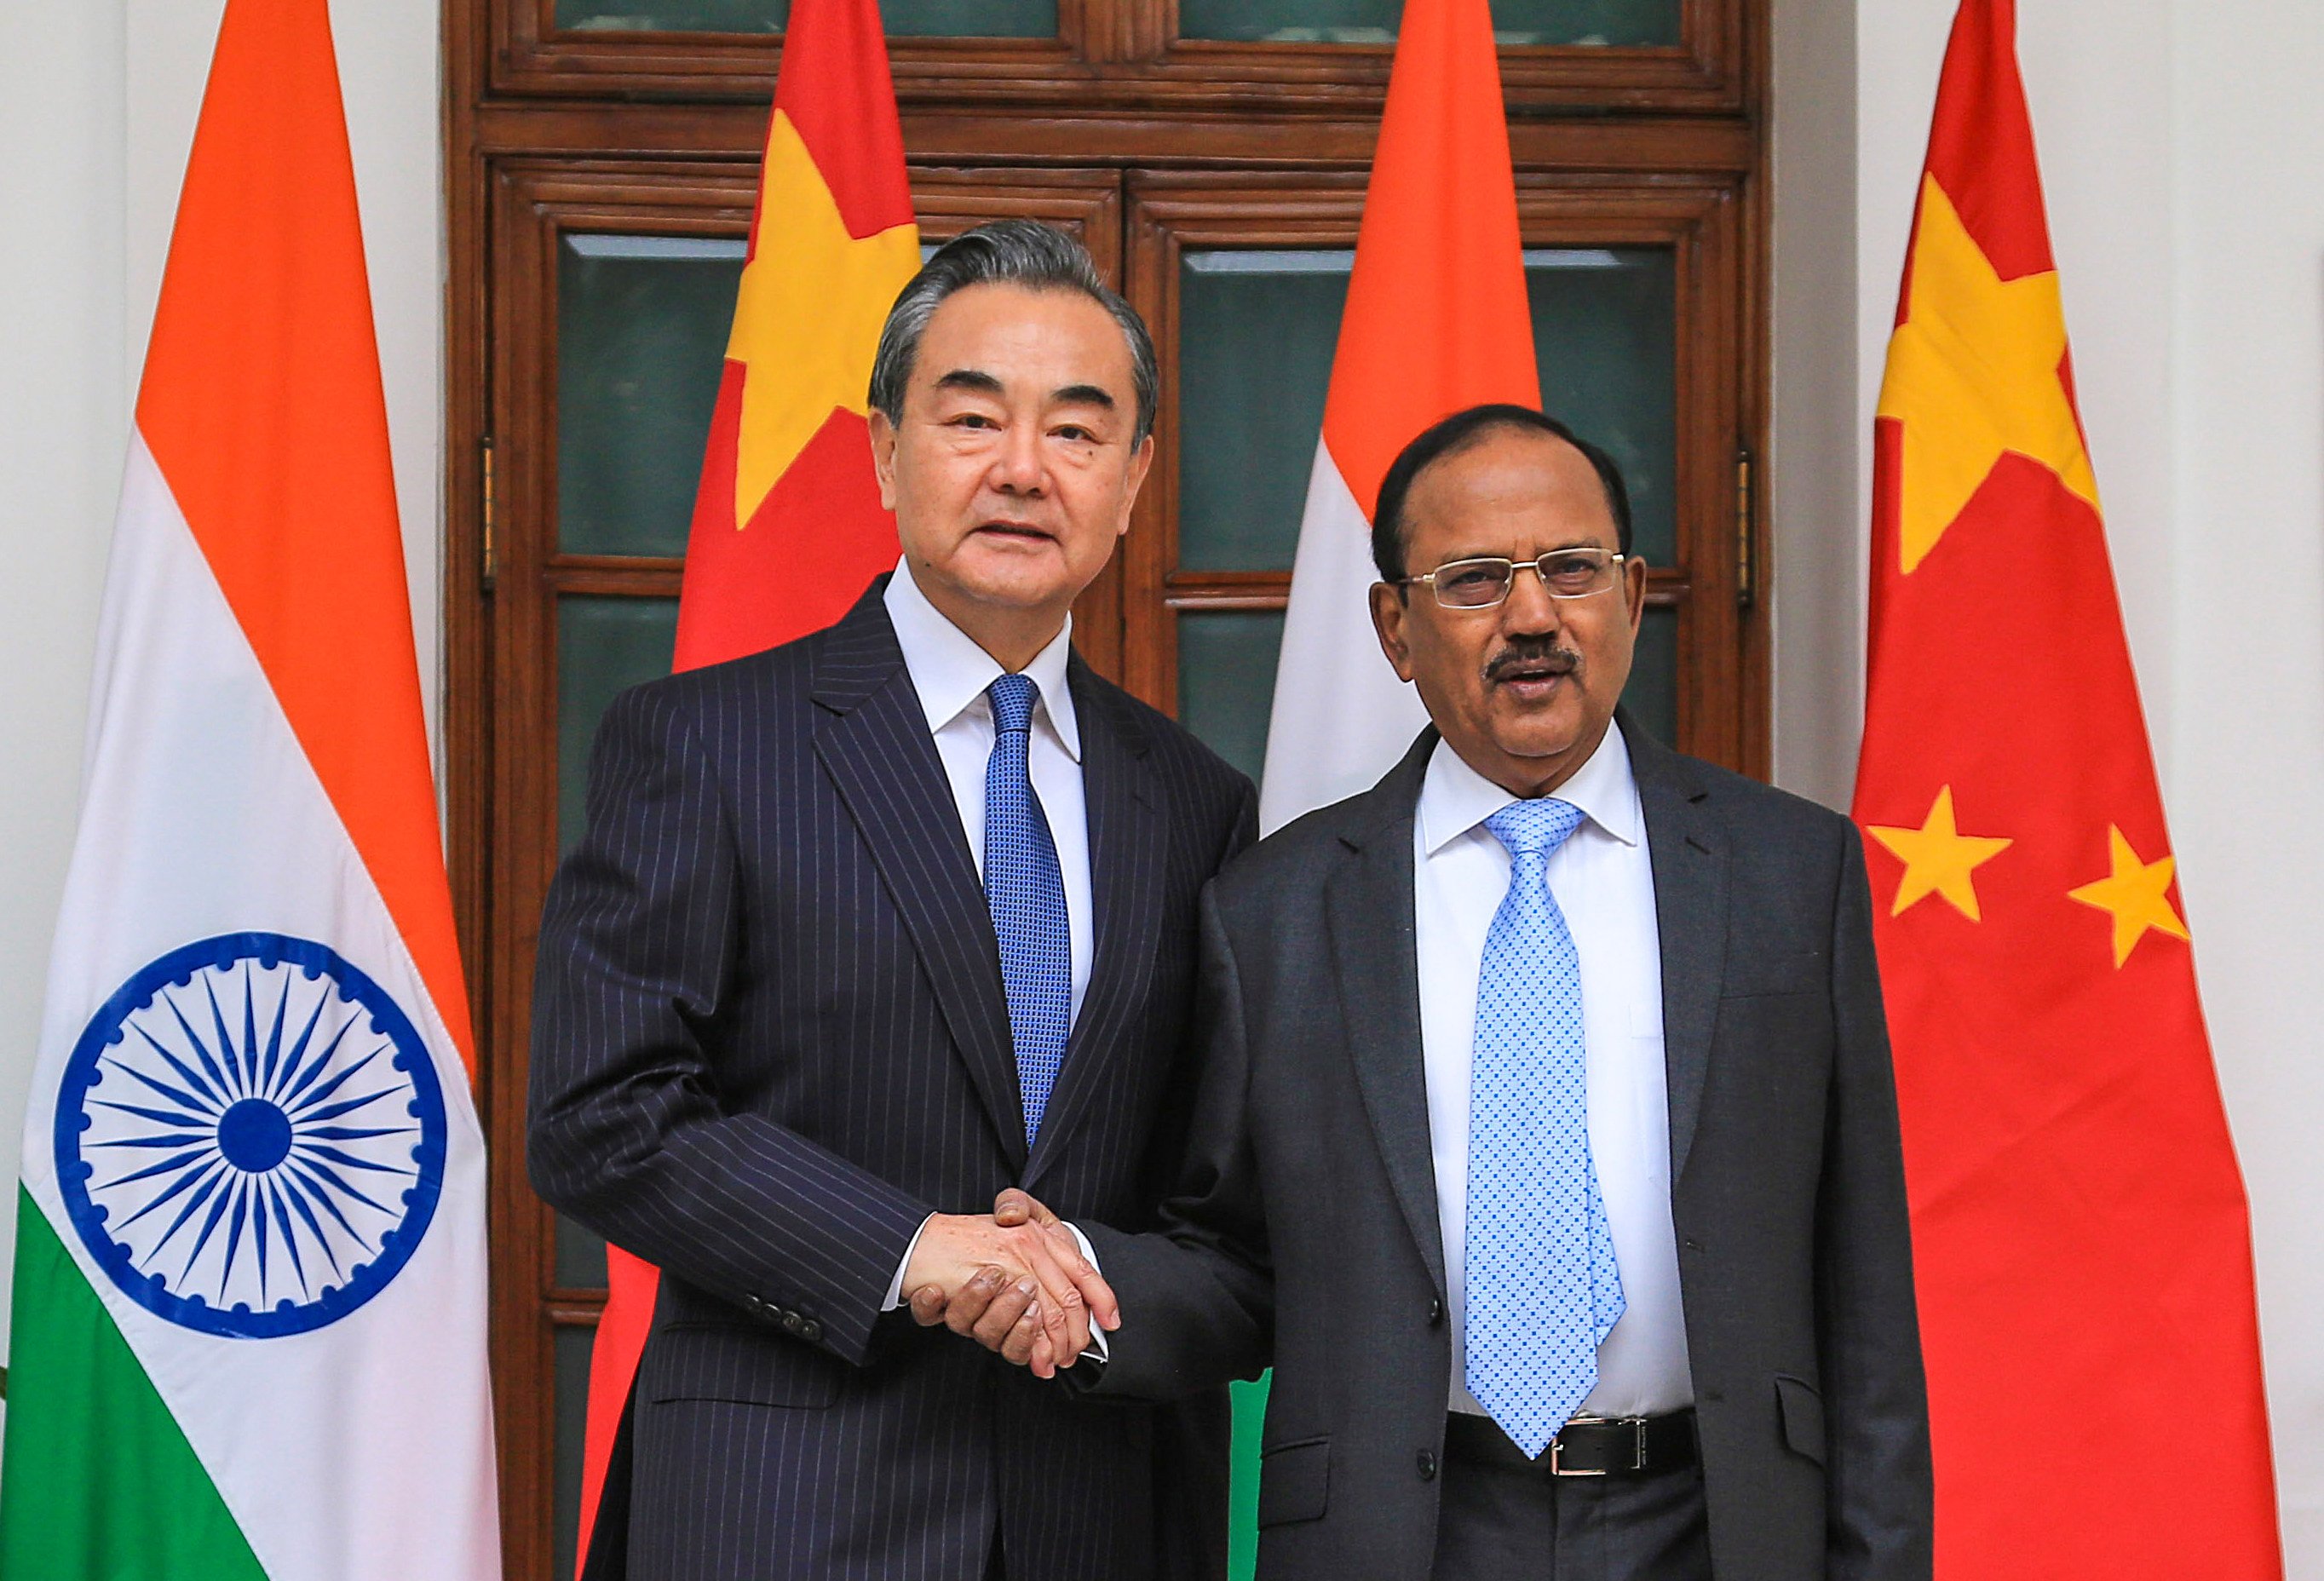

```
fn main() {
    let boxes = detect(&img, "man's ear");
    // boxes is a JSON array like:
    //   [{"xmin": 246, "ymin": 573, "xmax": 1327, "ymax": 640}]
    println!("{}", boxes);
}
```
[
  {"xmin": 1371, "ymin": 581, "xmax": 1417, "ymax": 683},
  {"xmin": 1623, "ymin": 551, "xmax": 1649, "ymax": 636},
  {"xmin": 868, "ymin": 408, "xmax": 900, "ymax": 512},
  {"xmin": 1117, "ymin": 432, "xmax": 1156, "ymax": 538}
]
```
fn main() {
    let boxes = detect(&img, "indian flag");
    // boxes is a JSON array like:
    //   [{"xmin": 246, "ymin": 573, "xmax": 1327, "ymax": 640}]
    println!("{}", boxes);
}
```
[
  {"xmin": 1257, "ymin": 0, "xmax": 1543, "ymax": 835},
  {"xmin": 0, "ymin": 2, "xmax": 499, "ymax": 1577}
]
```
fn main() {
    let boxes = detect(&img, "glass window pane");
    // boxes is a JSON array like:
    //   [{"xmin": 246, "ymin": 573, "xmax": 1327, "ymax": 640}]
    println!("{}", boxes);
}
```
[
  {"xmin": 1176, "ymin": 246, "xmax": 1675, "ymax": 572},
  {"xmin": 1529, "ymin": 249, "xmax": 1677, "ymax": 569},
  {"xmin": 559, "ymin": 235, "xmax": 745, "ymax": 559},
  {"xmin": 553, "ymin": 1324, "xmax": 595, "ymax": 1581},
  {"xmin": 556, "ymin": 0, "xmax": 1056, "ymax": 37},
  {"xmin": 1623, "ymin": 606, "xmax": 1678, "ymax": 748},
  {"xmin": 1177, "ymin": 252, "xmax": 1348, "ymax": 572},
  {"xmin": 1178, "ymin": 0, "xmax": 1679, "ymax": 47},
  {"xmin": 559, "ymin": 595, "xmax": 682, "ymax": 854},
  {"xmin": 1176, "ymin": 611, "xmax": 1287, "ymax": 785},
  {"xmin": 557, "ymin": 1216, "xmax": 609, "ymax": 1290}
]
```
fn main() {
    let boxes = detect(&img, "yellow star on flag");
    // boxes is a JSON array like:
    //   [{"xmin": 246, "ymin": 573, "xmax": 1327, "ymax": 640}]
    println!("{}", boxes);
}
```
[
  {"xmin": 723, "ymin": 109, "xmax": 923, "ymax": 530},
  {"xmin": 1874, "ymin": 174, "xmax": 2101, "ymax": 574},
  {"xmin": 2068, "ymin": 825, "xmax": 2191, "ymax": 967},
  {"xmin": 1867, "ymin": 785, "xmax": 2013, "ymax": 921}
]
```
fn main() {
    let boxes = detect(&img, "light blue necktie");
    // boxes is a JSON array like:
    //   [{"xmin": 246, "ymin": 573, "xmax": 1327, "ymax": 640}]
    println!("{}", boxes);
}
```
[
  {"xmin": 1464, "ymin": 797, "xmax": 1625, "ymax": 1457},
  {"xmin": 983, "ymin": 673, "xmax": 1071, "ymax": 1145}
]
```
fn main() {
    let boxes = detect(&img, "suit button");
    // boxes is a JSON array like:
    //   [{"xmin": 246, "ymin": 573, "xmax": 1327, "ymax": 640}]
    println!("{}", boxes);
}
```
[
  {"xmin": 1417, "ymin": 1450, "xmax": 1438, "ymax": 1481},
  {"xmin": 800, "ymin": 1320, "xmax": 824, "ymax": 1344},
  {"xmin": 781, "ymin": 1313, "xmax": 805, "ymax": 1336},
  {"xmin": 1427, "ymin": 1298, "xmax": 1445, "ymax": 1327}
]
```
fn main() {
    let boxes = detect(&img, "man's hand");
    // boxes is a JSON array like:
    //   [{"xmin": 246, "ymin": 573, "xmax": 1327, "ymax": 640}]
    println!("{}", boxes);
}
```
[{"xmin": 900, "ymin": 1203, "xmax": 1118, "ymax": 1379}]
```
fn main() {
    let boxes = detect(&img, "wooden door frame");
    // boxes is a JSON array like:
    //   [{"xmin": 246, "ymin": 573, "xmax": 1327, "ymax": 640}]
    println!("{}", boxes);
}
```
[{"xmin": 440, "ymin": 3, "xmax": 1767, "ymax": 1572}]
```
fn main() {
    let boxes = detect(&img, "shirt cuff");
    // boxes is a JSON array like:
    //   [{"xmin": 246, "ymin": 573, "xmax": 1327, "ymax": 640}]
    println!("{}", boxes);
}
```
[
  {"xmin": 1067, "ymin": 1222, "xmax": 1108, "ymax": 1364},
  {"xmin": 881, "ymin": 1213, "xmax": 938, "ymax": 1311}
]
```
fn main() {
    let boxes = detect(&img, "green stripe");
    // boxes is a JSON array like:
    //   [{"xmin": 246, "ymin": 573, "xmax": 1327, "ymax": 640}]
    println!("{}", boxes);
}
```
[
  {"xmin": 0, "ymin": 1187, "xmax": 268, "ymax": 1580},
  {"xmin": 1228, "ymin": 1371, "xmax": 1270, "ymax": 1580}
]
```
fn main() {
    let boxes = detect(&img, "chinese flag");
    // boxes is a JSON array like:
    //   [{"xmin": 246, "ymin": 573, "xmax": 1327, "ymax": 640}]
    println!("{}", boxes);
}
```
[
  {"xmin": 572, "ymin": 0, "xmax": 919, "ymax": 1567},
  {"xmin": 1854, "ymin": 4, "xmax": 2281, "ymax": 1577}
]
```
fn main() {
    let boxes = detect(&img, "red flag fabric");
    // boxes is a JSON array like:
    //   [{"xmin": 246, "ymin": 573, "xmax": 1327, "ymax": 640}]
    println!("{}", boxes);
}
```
[
  {"xmin": 572, "ymin": 1, "xmax": 919, "ymax": 1566},
  {"xmin": 1854, "ymin": 4, "xmax": 2281, "ymax": 1576}
]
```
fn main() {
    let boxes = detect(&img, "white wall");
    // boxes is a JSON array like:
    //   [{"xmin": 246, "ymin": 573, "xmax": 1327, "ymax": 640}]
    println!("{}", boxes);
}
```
[
  {"xmin": 0, "ymin": 3, "xmax": 129, "ymax": 1383},
  {"xmin": 0, "ymin": 1, "xmax": 443, "ymax": 1375},
  {"xmin": 1775, "ymin": 0, "xmax": 2324, "ymax": 1569}
]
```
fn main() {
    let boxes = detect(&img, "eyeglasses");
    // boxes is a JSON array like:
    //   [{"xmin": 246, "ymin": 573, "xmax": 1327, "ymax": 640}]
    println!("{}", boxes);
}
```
[{"xmin": 1398, "ymin": 549, "xmax": 1626, "ymax": 609}]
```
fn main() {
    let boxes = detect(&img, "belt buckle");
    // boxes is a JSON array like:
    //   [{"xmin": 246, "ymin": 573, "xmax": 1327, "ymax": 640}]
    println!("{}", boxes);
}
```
[{"xmin": 1547, "ymin": 1415, "xmax": 1644, "ymax": 1477}]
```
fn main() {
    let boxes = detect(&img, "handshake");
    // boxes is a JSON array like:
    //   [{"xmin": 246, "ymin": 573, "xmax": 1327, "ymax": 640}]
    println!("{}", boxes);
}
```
[{"xmin": 899, "ymin": 1188, "xmax": 1117, "ymax": 1381}]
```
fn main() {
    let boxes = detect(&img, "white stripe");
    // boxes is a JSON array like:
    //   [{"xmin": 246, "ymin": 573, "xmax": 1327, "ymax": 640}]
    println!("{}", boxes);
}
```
[
  {"xmin": 1258, "ymin": 440, "xmax": 1430, "ymax": 834},
  {"xmin": 20, "ymin": 431, "xmax": 498, "ymax": 1580}
]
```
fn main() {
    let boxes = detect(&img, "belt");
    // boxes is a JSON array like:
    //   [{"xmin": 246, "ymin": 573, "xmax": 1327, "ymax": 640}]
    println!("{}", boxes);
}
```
[{"xmin": 1443, "ymin": 1410, "xmax": 1698, "ymax": 1477}]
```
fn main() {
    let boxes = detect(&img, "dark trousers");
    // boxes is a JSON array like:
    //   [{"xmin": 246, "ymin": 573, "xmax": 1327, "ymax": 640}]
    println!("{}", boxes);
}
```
[{"xmin": 1431, "ymin": 1444, "xmax": 1712, "ymax": 1581}]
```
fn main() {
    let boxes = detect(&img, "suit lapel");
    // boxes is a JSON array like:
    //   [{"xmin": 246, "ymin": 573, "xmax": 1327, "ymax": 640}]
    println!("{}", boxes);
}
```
[
  {"xmin": 1023, "ymin": 664, "xmax": 1165, "ymax": 1192},
  {"xmin": 1328, "ymin": 732, "xmax": 1447, "ymax": 1298},
  {"xmin": 810, "ymin": 584, "xmax": 1027, "ymax": 1166},
  {"xmin": 1626, "ymin": 719, "xmax": 1727, "ymax": 1185}
]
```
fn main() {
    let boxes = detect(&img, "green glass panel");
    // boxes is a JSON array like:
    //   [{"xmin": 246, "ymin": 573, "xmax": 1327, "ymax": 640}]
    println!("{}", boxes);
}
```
[
  {"xmin": 553, "ymin": 1324, "xmax": 595, "ymax": 1581},
  {"xmin": 557, "ymin": 1216, "xmax": 610, "ymax": 1291},
  {"xmin": 1528, "ymin": 249, "xmax": 1677, "ymax": 569},
  {"xmin": 559, "ymin": 595, "xmax": 682, "ymax": 853},
  {"xmin": 555, "ymin": 0, "xmax": 1055, "ymax": 36},
  {"xmin": 1623, "ymin": 605, "xmax": 1678, "ymax": 748},
  {"xmin": 1176, "ymin": 252, "xmax": 1347, "ymax": 572},
  {"xmin": 1179, "ymin": 0, "xmax": 1678, "ymax": 46},
  {"xmin": 559, "ymin": 235, "xmax": 744, "ymax": 559},
  {"xmin": 1176, "ymin": 247, "xmax": 1676, "ymax": 572},
  {"xmin": 1176, "ymin": 611, "xmax": 1287, "ymax": 784},
  {"xmin": 555, "ymin": 594, "xmax": 679, "ymax": 1292}
]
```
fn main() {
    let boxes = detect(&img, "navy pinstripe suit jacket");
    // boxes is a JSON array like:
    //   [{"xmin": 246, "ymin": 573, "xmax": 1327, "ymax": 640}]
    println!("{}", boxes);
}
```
[{"xmin": 529, "ymin": 580, "xmax": 1257, "ymax": 1581}]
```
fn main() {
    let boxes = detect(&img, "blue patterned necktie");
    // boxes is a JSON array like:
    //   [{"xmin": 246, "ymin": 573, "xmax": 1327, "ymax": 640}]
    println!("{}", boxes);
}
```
[
  {"xmin": 1464, "ymin": 797, "xmax": 1625, "ymax": 1457},
  {"xmin": 983, "ymin": 673, "xmax": 1071, "ymax": 1145}
]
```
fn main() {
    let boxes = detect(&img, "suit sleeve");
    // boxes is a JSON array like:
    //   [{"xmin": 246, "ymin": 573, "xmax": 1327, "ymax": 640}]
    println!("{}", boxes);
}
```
[
  {"xmin": 1819, "ymin": 825, "xmax": 1936, "ymax": 1580},
  {"xmin": 526, "ymin": 683, "xmax": 932, "ymax": 1365},
  {"xmin": 1078, "ymin": 880, "xmax": 1274, "ymax": 1400}
]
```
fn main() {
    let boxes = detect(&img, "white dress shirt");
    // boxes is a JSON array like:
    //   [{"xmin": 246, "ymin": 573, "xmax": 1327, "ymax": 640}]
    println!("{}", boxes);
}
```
[
  {"xmin": 1415, "ymin": 726, "xmax": 1694, "ymax": 1418},
  {"xmin": 879, "ymin": 560, "xmax": 1095, "ymax": 1308}
]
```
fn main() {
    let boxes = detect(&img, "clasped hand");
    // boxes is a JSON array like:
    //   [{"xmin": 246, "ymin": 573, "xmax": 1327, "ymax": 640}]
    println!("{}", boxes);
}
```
[{"xmin": 902, "ymin": 1189, "xmax": 1112, "ymax": 1379}]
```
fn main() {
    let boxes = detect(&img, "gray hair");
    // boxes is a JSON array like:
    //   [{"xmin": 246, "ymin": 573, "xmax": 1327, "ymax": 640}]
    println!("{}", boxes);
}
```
[{"xmin": 868, "ymin": 219, "xmax": 1159, "ymax": 446}]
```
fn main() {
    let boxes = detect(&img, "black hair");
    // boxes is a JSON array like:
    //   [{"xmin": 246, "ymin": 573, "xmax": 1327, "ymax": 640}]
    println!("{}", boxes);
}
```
[
  {"xmin": 870, "ymin": 219, "xmax": 1159, "ymax": 446},
  {"xmin": 1370, "ymin": 403, "xmax": 1634, "ymax": 583}
]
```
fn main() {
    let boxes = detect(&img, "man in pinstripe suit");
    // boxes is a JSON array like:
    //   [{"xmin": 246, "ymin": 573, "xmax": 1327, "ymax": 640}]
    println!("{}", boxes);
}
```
[{"xmin": 529, "ymin": 221, "xmax": 1256, "ymax": 1580}]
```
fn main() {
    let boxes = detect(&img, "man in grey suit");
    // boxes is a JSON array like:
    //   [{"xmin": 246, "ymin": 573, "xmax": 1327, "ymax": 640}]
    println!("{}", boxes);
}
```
[{"xmin": 946, "ymin": 403, "xmax": 1932, "ymax": 1579}]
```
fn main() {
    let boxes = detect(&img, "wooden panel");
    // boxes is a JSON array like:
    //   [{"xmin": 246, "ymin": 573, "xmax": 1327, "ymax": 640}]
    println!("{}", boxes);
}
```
[{"xmin": 480, "ymin": 0, "xmax": 1751, "ymax": 112}]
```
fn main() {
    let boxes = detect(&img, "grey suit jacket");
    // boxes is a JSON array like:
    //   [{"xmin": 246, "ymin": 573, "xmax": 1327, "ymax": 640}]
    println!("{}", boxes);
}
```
[{"xmin": 1081, "ymin": 718, "xmax": 1933, "ymax": 1581}]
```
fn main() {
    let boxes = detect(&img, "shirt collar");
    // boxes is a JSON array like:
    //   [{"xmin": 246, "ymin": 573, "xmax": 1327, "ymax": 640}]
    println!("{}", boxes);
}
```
[
  {"xmin": 1417, "ymin": 722, "xmax": 1642, "ymax": 858},
  {"xmin": 883, "ymin": 559, "xmax": 1082, "ymax": 762}
]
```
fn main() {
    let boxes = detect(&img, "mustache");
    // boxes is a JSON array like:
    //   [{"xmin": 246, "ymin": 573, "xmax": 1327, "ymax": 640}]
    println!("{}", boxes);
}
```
[{"xmin": 1483, "ymin": 641, "xmax": 1582, "ymax": 683}]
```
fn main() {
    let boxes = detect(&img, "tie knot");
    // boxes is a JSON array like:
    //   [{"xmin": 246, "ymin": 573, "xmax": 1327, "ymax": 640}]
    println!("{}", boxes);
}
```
[
  {"xmin": 1484, "ymin": 797, "xmax": 1585, "ymax": 860},
  {"xmin": 987, "ymin": 672, "xmax": 1039, "ymax": 736}
]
